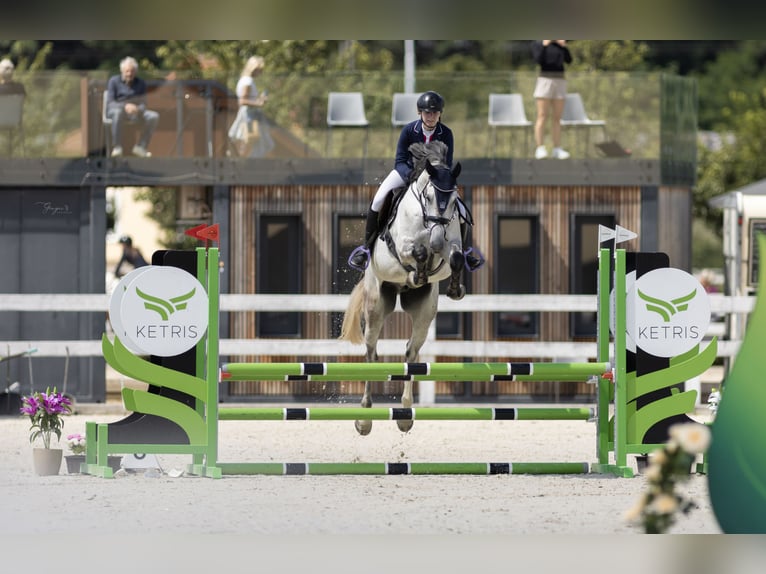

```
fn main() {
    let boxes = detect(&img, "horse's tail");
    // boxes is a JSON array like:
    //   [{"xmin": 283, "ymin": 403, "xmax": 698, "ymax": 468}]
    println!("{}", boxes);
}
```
[{"xmin": 338, "ymin": 278, "xmax": 365, "ymax": 344}]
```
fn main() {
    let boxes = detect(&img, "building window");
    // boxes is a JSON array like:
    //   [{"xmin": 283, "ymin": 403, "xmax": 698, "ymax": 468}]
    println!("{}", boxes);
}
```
[
  {"xmin": 257, "ymin": 215, "xmax": 302, "ymax": 337},
  {"xmin": 495, "ymin": 215, "xmax": 538, "ymax": 337},
  {"xmin": 570, "ymin": 214, "xmax": 615, "ymax": 337}
]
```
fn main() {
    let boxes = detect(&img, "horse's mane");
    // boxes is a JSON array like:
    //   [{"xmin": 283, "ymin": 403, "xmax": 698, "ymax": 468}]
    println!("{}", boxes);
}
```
[{"xmin": 407, "ymin": 141, "xmax": 449, "ymax": 185}]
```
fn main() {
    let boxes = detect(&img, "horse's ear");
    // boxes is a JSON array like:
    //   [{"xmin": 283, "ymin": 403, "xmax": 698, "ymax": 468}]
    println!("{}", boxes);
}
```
[
  {"xmin": 425, "ymin": 160, "xmax": 437, "ymax": 177},
  {"xmin": 451, "ymin": 162, "xmax": 461, "ymax": 179}
]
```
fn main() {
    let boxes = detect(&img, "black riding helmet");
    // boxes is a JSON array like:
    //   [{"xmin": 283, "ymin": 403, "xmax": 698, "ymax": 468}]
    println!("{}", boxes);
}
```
[{"xmin": 417, "ymin": 91, "xmax": 444, "ymax": 113}]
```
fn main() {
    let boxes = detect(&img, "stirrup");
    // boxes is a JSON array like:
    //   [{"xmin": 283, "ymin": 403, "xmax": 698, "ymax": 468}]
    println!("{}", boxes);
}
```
[
  {"xmin": 348, "ymin": 245, "xmax": 371, "ymax": 271},
  {"xmin": 464, "ymin": 247, "xmax": 485, "ymax": 272}
]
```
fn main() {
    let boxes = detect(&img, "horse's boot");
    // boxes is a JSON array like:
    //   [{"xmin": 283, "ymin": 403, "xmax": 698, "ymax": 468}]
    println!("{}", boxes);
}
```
[
  {"xmin": 460, "ymin": 222, "xmax": 485, "ymax": 272},
  {"xmin": 348, "ymin": 208, "xmax": 380, "ymax": 271}
]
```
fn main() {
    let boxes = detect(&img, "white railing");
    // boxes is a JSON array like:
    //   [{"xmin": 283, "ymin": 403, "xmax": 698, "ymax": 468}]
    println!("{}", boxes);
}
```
[{"xmin": 0, "ymin": 293, "xmax": 751, "ymax": 360}]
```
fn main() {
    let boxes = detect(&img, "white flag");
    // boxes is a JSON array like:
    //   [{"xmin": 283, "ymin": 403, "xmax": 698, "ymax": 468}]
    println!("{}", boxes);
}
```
[
  {"xmin": 598, "ymin": 225, "xmax": 616, "ymax": 244},
  {"xmin": 615, "ymin": 225, "xmax": 638, "ymax": 244}
]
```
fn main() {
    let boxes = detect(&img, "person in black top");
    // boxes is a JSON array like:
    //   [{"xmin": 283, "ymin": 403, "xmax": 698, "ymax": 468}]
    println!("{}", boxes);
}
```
[
  {"xmin": 532, "ymin": 40, "xmax": 572, "ymax": 160},
  {"xmin": 114, "ymin": 236, "xmax": 148, "ymax": 278},
  {"xmin": 348, "ymin": 91, "xmax": 484, "ymax": 272}
]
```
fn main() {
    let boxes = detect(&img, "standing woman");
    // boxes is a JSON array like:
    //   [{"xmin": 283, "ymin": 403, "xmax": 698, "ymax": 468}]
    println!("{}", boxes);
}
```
[
  {"xmin": 230, "ymin": 55, "xmax": 275, "ymax": 157},
  {"xmin": 532, "ymin": 40, "xmax": 572, "ymax": 160}
]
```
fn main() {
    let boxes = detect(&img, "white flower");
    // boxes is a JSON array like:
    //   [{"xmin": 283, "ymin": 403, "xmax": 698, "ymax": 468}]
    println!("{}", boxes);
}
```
[
  {"xmin": 668, "ymin": 423, "xmax": 711, "ymax": 454},
  {"xmin": 66, "ymin": 433, "xmax": 86, "ymax": 455},
  {"xmin": 708, "ymin": 389, "xmax": 721, "ymax": 414},
  {"xmin": 648, "ymin": 493, "xmax": 679, "ymax": 515}
]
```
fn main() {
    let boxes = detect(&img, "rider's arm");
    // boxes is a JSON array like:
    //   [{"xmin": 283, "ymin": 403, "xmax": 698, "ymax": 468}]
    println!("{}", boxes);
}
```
[{"xmin": 394, "ymin": 123, "xmax": 415, "ymax": 181}]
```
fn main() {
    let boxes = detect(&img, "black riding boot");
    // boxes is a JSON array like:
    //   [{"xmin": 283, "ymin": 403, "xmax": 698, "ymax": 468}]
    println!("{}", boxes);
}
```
[
  {"xmin": 461, "ymin": 221, "xmax": 485, "ymax": 272},
  {"xmin": 348, "ymin": 209, "xmax": 380, "ymax": 271}
]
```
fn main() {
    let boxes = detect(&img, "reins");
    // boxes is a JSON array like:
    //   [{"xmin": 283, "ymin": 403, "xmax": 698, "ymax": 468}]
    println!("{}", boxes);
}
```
[{"xmin": 382, "ymin": 173, "xmax": 457, "ymax": 276}]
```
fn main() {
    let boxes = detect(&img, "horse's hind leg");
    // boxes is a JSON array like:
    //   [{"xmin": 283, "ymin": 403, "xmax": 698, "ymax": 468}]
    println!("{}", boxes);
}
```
[
  {"xmin": 356, "ymin": 380, "xmax": 373, "ymax": 436},
  {"xmin": 355, "ymin": 283, "xmax": 396, "ymax": 436},
  {"xmin": 446, "ymin": 246, "xmax": 466, "ymax": 301}
]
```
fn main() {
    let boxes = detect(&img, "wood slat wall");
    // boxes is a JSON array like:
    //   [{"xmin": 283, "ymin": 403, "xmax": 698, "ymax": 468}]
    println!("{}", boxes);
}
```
[{"xmin": 226, "ymin": 183, "xmax": 643, "ymax": 401}]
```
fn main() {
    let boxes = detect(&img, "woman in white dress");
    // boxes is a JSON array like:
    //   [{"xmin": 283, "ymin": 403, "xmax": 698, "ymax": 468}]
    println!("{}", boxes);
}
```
[{"xmin": 229, "ymin": 55, "xmax": 275, "ymax": 157}]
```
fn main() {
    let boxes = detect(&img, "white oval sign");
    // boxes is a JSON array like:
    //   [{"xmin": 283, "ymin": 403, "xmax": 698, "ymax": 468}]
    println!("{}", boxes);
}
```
[
  {"xmin": 114, "ymin": 266, "xmax": 208, "ymax": 357},
  {"xmin": 626, "ymin": 267, "xmax": 711, "ymax": 357},
  {"xmin": 108, "ymin": 266, "xmax": 153, "ymax": 355}
]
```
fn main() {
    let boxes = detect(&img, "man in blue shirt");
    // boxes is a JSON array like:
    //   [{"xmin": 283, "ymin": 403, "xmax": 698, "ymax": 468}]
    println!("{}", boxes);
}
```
[
  {"xmin": 106, "ymin": 57, "xmax": 159, "ymax": 157},
  {"xmin": 348, "ymin": 91, "xmax": 484, "ymax": 273}
]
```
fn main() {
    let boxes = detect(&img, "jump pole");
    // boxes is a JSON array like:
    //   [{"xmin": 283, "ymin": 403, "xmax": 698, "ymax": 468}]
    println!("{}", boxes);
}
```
[{"xmin": 198, "ymin": 238, "xmax": 625, "ymax": 477}]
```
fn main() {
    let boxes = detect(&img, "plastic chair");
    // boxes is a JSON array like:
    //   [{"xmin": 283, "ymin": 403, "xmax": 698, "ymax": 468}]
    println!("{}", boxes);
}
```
[
  {"xmin": 391, "ymin": 92, "xmax": 422, "ymax": 127},
  {"xmin": 102, "ymin": 91, "xmax": 113, "ymax": 156},
  {"xmin": 0, "ymin": 93, "xmax": 25, "ymax": 156},
  {"xmin": 487, "ymin": 93, "xmax": 532, "ymax": 157},
  {"xmin": 560, "ymin": 93, "xmax": 606, "ymax": 156},
  {"xmin": 326, "ymin": 92, "xmax": 369, "ymax": 157}
]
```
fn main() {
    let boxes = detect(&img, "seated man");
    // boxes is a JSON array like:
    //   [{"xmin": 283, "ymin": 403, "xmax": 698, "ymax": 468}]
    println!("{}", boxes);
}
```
[
  {"xmin": 106, "ymin": 56, "xmax": 159, "ymax": 157},
  {"xmin": 0, "ymin": 59, "xmax": 26, "ymax": 95}
]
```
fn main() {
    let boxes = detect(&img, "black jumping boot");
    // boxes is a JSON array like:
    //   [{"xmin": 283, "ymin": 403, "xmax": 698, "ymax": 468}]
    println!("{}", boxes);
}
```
[
  {"xmin": 461, "ymin": 221, "xmax": 485, "ymax": 272},
  {"xmin": 348, "ymin": 209, "xmax": 380, "ymax": 271}
]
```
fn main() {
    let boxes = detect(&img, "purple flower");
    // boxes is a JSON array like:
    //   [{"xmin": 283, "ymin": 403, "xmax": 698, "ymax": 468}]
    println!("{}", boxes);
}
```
[{"xmin": 19, "ymin": 387, "xmax": 72, "ymax": 449}]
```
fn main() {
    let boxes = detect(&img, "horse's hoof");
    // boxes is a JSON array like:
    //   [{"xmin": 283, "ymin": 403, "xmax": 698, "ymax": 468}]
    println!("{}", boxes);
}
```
[
  {"xmin": 355, "ymin": 420, "xmax": 372, "ymax": 436},
  {"xmin": 397, "ymin": 420, "xmax": 413, "ymax": 433},
  {"xmin": 447, "ymin": 284, "xmax": 466, "ymax": 300}
]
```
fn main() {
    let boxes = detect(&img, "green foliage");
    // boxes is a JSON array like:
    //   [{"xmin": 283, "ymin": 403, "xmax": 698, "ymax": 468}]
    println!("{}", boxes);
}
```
[
  {"xmin": 569, "ymin": 40, "xmax": 651, "ymax": 72},
  {"xmin": 133, "ymin": 188, "xmax": 198, "ymax": 250}
]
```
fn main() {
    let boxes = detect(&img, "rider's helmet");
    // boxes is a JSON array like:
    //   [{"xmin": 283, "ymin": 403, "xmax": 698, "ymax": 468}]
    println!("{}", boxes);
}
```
[{"xmin": 417, "ymin": 91, "xmax": 445, "ymax": 113}]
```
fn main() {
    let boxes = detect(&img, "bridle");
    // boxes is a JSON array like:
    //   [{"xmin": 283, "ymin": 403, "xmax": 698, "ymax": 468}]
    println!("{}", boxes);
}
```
[{"xmin": 382, "ymin": 172, "xmax": 458, "ymax": 276}]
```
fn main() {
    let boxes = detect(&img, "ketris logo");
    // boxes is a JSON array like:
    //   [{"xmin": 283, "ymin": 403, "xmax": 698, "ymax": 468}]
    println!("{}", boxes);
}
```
[
  {"xmin": 637, "ymin": 288, "xmax": 696, "ymax": 322},
  {"xmin": 109, "ymin": 266, "xmax": 208, "ymax": 357},
  {"xmin": 627, "ymin": 268, "xmax": 711, "ymax": 358},
  {"xmin": 135, "ymin": 287, "xmax": 196, "ymax": 320}
]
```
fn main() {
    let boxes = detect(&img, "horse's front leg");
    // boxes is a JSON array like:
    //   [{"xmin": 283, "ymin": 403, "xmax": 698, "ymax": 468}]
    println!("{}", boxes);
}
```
[
  {"xmin": 410, "ymin": 244, "xmax": 429, "ymax": 286},
  {"xmin": 446, "ymin": 245, "xmax": 466, "ymax": 301}
]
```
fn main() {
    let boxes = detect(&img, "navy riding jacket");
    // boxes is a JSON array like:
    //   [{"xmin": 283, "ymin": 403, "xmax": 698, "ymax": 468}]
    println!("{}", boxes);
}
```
[{"xmin": 393, "ymin": 119, "xmax": 454, "ymax": 182}]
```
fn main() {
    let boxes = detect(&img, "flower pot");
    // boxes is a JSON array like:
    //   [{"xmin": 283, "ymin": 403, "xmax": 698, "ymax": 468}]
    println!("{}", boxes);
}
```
[
  {"xmin": 65, "ymin": 454, "xmax": 86, "ymax": 474},
  {"xmin": 65, "ymin": 454, "xmax": 122, "ymax": 474},
  {"xmin": 32, "ymin": 447, "xmax": 63, "ymax": 476}
]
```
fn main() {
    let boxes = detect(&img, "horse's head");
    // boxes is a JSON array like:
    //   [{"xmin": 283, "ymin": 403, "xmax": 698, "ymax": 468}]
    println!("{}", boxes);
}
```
[{"xmin": 423, "ymin": 159, "xmax": 461, "ymax": 216}]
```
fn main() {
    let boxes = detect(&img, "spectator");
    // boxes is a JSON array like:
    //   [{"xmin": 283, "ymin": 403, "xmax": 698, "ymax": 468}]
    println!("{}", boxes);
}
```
[
  {"xmin": 228, "ymin": 55, "xmax": 274, "ymax": 158},
  {"xmin": 106, "ymin": 56, "xmax": 159, "ymax": 158},
  {"xmin": 114, "ymin": 235, "xmax": 148, "ymax": 278},
  {"xmin": 532, "ymin": 40, "xmax": 572, "ymax": 160},
  {"xmin": 0, "ymin": 59, "xmax": 26, "ymax": 95}
]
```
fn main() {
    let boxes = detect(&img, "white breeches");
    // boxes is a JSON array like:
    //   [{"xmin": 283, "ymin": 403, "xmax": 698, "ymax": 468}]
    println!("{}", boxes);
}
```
[{"xmin": 371, "ymin": 170, "xmax": 406, "ymax": 212}]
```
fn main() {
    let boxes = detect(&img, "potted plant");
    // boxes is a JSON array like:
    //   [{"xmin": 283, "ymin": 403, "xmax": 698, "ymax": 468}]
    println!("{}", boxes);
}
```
[
  {"xmin": 65, "ymin": 431, "xmax": 123, "ymax": 474},
  {"xmin": 19, "ymin": 387, "xmax": 72, "ymax": 476},
  {"xmin": 65, "ymin": 432, "xmax": 87, "ymax": 474}
]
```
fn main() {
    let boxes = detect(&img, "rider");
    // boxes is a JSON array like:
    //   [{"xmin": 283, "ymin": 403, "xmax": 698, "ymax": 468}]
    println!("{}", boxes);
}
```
[{"xmin": 347, "ymin": 90, "xmax": 485, "ymax": 272}]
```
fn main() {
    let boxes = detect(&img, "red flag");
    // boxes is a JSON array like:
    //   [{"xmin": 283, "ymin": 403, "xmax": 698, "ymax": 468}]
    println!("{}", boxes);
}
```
[
  {"xmin": 184, "ymin": 224, "xmax": 207, "ymax": 238},
  {"xmin": 196, "ymin": 224, "xmax": 220, "ymax": 243}
]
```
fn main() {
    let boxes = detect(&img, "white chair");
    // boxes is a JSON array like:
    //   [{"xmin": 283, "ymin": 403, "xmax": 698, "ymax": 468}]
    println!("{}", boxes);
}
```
[
  {"xmin": 102, "ymin": 91, "xmax": 113, "ymax": 156},
  {"xmin": 560, "ymin": 93, "xmax": 607, "ymax": 156},
  {"xmin": 487, "ymin": 93, "xmax": 532, "ymax": 157},
  {"xmin": 326, "ymin": 92, "xmax": 369, "ymax": 157},
  {"xmin": 0, "ymin": 93, "xmax": 25, "ymax": 156},
  {"xmin": 391, "ymin": 92, "xmax": 422, "ymax": 127}
]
